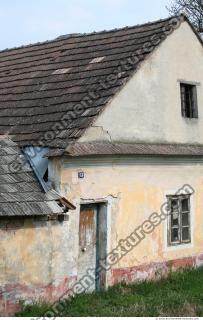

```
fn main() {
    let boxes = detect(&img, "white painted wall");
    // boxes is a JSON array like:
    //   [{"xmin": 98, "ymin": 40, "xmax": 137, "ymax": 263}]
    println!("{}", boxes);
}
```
[{"xmin": 80, "ymin": 22, "xmax": 203, "ymax": 145}]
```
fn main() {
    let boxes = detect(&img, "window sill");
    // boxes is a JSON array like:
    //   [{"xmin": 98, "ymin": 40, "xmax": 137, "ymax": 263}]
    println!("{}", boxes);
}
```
[{"xmin": 165, "ymin": 242, "xmax": 193, "ymax": 252}]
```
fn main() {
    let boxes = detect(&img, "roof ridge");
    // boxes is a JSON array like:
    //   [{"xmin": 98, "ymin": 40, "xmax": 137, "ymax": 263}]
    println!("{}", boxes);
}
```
[{"xmin": 0, "ymin": 15, "xmax": 180, "ymax": 54}]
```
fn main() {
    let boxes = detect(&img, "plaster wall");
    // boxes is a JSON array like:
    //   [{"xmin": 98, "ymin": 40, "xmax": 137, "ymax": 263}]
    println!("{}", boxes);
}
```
[
  {"xmin": 59, "ymin": 156, "xmax": 203, "ymax": 281},
  {"xmin": 80, "ymin": 22, "xmax": 203, "ymax": 145},
  {"xmin": 0, "ymin": 217, "xmax": 76, "ymax": 316}
]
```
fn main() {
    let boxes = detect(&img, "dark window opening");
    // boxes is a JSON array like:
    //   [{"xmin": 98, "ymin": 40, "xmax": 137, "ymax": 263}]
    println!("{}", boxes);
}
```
[
  {"xmin": 43, "ymin": 168, "xmax": 49, "ymax": 183},
  {"xmin": 180, "ymin": 83, "xmax": 198, "ymax": 119},
  {"xmin": 167, "ymin": 195, "xmax": 191, "ymax": 246},
  {"xmin": 23, "ymin": 146, "xmax": 49, "ymax": 193}
]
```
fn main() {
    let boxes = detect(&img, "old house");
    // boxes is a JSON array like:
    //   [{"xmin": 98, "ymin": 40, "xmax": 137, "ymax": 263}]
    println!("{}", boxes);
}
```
[
  {"xmin": 0, "ymin": 14, "xmax": 203, "ymax": 315},
  {"xmin": 0, "ymin": 137, "xmax": 75, "ymax": 315}
]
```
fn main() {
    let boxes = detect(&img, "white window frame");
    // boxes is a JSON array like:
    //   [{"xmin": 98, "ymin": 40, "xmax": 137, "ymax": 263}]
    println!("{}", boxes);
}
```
[{"xmin": 167, "ymin": 194, "xmax": 192, "ymax": 246}]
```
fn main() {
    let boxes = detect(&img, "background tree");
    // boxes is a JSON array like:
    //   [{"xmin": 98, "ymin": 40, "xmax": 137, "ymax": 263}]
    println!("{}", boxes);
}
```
[{"xmin": 166, "ymin": 0, "xmax": 203, "ymax": 35}]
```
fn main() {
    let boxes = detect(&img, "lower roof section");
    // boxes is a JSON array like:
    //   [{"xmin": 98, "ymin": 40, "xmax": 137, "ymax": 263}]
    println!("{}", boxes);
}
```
[
  {"xmin": 0, "ymin": 136, "xmax": 75, "ymax": 217},
  {"xmin": 64, "ymin": 142, "xmax": 203, "ymax": 157}
]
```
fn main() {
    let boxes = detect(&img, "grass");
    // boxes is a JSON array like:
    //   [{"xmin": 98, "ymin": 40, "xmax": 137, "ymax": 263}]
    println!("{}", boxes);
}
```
[{"xmin": 16, "ymin": 267, "xmax": 203, "ymax": 317}]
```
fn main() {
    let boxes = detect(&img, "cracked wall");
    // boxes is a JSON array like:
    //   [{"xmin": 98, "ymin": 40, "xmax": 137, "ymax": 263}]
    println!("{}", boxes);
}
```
[
  {"xmin": 0, "ymin": 217, "xmax": 76, "ymax": 316},
  {"xmin": 4, "ymin": 153, "xmax": 203, "ymax": 315},
  {"xmin": 79, "ymin": 21, "xmax": 203, "ymax": 145},
  {"xmin": 59, "ymin": 155, "xmax": 203, "ymax": 286}
]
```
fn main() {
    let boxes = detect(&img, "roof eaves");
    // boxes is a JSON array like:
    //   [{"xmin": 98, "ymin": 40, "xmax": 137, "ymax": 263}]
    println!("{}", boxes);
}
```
[
  {"xmin": 64, "ymin": 142, "xmax": 203, "ymax": 157},
  {"xmin": 48, "ymin": 189, "xmax": 76, "ymax": 210}
]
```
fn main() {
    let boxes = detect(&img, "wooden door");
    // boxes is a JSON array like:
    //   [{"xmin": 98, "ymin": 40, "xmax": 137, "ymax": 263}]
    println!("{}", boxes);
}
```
[
  {"xmin": 78, "ymin": 205, "xmax": 97, "ymax": 291},
  {"xmin": 78, "ymin": 203, "xmax": 108, "ymax": 291}
]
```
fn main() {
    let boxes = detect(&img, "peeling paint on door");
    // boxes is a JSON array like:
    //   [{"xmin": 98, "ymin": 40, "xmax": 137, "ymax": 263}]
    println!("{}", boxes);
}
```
[
  {"xmin": 78, "ymin": 205, "xmax": 97, "ymax": 291},
  {"xmin": 78, "ymin": 203, "xmax": 108, "ymax": 291}
]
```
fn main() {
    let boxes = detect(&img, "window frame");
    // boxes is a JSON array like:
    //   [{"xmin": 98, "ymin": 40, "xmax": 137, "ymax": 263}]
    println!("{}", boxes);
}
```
[
  {"xmin": 180, "ymin": 83, "xmax": 198, "ymax": 119},
  {"xmin": 167, "ymin": 194, "xmax": 191, "ymax": 247}
]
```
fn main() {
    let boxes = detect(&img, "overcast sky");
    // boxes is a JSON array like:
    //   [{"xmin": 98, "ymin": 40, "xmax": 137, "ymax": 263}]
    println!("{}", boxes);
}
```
[{"xmin": 0, "ymin": 0, "xmax": 170, "ymax": 50}]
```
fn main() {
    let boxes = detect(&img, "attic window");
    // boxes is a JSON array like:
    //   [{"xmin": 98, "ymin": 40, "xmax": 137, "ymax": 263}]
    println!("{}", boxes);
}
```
[
  {"xmin": 90, "ymin": 57, "xmax": 105, "ymax": 64},
  {"xmin": 52, "ymin": 68, "xmax": 71, "ymax": 75},
  {"xmin": 180, "ymin": 83, "xmax": 198, "ymax": 119}
]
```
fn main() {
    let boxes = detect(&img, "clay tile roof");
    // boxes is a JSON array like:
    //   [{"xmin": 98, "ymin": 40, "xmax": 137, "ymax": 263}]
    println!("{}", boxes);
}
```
[
  {"xmin": 65, "ymin": 142, "xmax": 203, "ymax": 157},
  {"xmin": 0, "ymin": 15, "xmax": 191, "ymax": 152},
  {"xmin": 0, "ymin": 136, "xmax": 75, "ymax": 216}
]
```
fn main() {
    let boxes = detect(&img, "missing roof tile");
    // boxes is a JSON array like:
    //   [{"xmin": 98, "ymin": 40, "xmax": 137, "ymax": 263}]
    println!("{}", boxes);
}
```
[
  {"xmin": 52, "ymin": 68, "xmax": 71, "ymax": 75},
  {"xmin": 90, "ymin": 57, "xmax": 105, "ymax": 64}
]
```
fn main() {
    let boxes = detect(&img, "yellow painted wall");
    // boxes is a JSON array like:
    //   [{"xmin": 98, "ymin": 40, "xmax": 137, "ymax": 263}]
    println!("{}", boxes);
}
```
[
  {"xmin": 2, "ymin": 155, "xmax": 203, "ymax": 315},
  {"xmin": 59, "ymin": 156, "xmax": 203, "ymax": 271},
  {"xmin": 0, "ymin": 216, "xmax": 76, "ymax": 315}
]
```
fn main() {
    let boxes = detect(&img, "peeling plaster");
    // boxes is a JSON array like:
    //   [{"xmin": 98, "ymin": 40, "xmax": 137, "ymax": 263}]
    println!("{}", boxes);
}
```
[
  {"xmin": 2, "ymin": 20, "xmax": 203, "ymax": 317},
  {"xmin": 84, "ymin": 125, "xmax": 113, "ymax": 143}
]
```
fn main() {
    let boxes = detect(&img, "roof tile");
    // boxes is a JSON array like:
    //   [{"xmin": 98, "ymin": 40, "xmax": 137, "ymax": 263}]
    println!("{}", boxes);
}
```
[
  {"xmin": 0, "ymin": 15, "xmax": 186, "ymax": 150},
  {"xmin": 0, "ymin": 136, "xmax": 75, "ymax": 216}
]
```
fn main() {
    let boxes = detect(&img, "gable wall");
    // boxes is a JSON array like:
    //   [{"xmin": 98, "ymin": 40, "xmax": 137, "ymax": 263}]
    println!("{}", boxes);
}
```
[{"xmin": 79, "ymin": 22, "xmax": 203, "ymax": 145}]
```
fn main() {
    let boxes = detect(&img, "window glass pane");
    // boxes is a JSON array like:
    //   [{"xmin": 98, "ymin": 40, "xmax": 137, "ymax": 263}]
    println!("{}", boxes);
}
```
[
  {"xmin": 171, "ymin": 199, "xmax": 179, "ymax": 212},
  {"xmin": 171, "ymin": 228, "xmax": 179, "ymax": 242},
  {"xmin": 185, "ymin": 86, "xmax": 191, "ymax": 117},
  {"xmin": 181, "ymin": 198, "xmax": 189, "ymax": 212},
  {"xmin": 192, "ymin": 86, "xmax": 198, "ymax": 118},
  {"xmin": 171, "ymin": 211, "xmax": 179, "ymax": 227},
  {"xmin": 181, "ymin": 85, "xmax": 186, "ymax": 94},
  {"xmin": 182, "ymin": 212, "xmax": 189, "ymax": 226},
  {"xmin": 182, "ymin": 227, "xmax": 190, "ymax": 241}
]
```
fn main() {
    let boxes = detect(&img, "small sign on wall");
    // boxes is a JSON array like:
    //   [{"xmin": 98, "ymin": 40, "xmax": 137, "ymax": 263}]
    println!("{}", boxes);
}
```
[{"xmin": 78, "ymin": 172, "xmax": 85, "ymax": 179}]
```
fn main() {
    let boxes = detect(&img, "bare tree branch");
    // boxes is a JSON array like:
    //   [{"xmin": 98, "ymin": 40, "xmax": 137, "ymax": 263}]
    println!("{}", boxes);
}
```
[{"xmin": 166, "ymin": 0, "xmax": 203, "ymax": 34}]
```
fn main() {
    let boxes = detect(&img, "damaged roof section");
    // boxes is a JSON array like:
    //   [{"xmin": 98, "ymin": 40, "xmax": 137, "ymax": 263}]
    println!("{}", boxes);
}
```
[
  {"xmin": 0, "ymin": 137, "xmax": 75, "ymax": 216},
  {"xmin": 0, "ymin": 15, "xmax": 189, "ymax": 152}
]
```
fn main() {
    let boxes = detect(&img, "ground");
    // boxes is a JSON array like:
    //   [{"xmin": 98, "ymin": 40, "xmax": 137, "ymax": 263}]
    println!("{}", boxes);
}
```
[{"xmin": 17, "ymin": 267, "xmax": 203, "ymax": 317}]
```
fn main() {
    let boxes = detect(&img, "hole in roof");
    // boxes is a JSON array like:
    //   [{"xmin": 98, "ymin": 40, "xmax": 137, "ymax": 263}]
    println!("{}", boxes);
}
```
[
  {"xmin": 23, "ymin": 147, "xmax": 49, "ymax": 192},
  {"xmin": 52, "ymin": 68, "xmax": 71, "ymax": 75},
  {"xmin": 43, "ymin": 168, "xmax": 49, "ymax": 183},
  {"xmin": 90, "ymin": 57, "xmax": 105, "ymax": 64}
]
